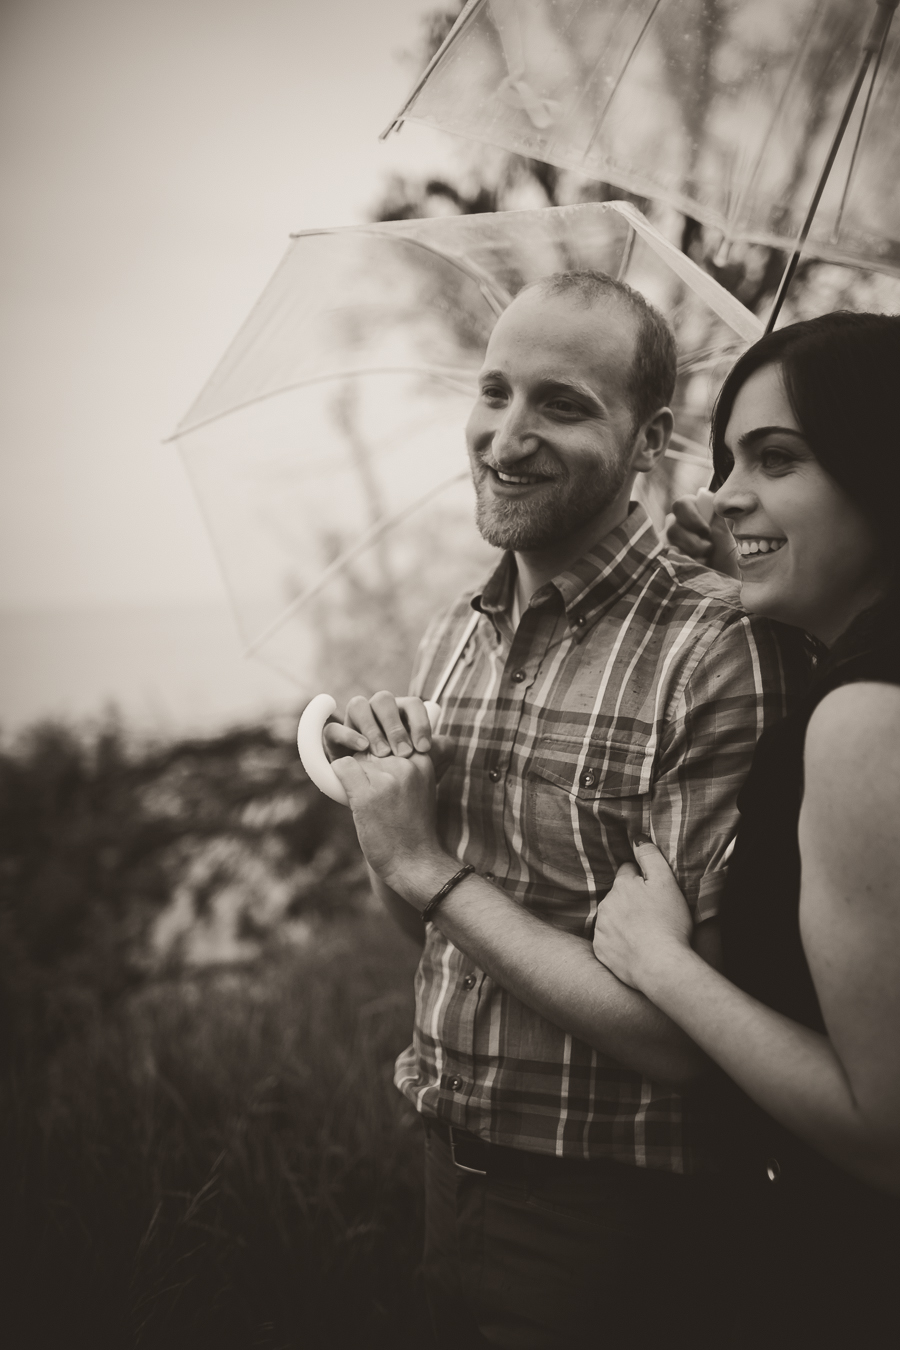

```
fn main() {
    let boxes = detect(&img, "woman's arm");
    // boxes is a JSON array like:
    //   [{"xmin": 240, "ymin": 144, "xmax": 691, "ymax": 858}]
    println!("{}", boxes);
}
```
[
  {"xmin": 332, "ymin": 750, "xmax": 710, "ymax": 1085},
  {"xmin": 594, "ymin": 682, "xmax": 900, "ymax": 1193}
]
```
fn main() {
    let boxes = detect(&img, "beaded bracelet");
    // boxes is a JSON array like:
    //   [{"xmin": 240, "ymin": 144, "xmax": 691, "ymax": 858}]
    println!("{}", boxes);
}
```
[{"xmin": 421, "ymin": 864, "xmax": 476, "ymax": 924}]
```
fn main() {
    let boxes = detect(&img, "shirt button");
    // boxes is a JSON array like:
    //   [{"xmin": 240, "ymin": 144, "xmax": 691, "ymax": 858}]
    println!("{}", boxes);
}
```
[
  {"xmin": 483, "ymin": 872, "xmax": 495, "ymax": 882},
  {"xmin": 511, "ymin": 669, "xmax": 526, "ymax": 683},
  {"xmin": 579, "ymin": 768, "xmax": 597, "ymax": 789},
  {"xmin": 765, "ymin": 1158, "xmax": 781, "ymax": 1183},
  {"xmin": 462, "ymin": 974, "xmax": 477, "ymax": 990},
  {"xmin": 448, "ymin": 1075, "xmax": 463, "ymax": 1092},
  {"xmin": 574, "ymin": 614, "xmax": 587, "ymax": 627},
  {"xmin": 488, "ymin": 768, "xmax": 501, "ymax": 782}
]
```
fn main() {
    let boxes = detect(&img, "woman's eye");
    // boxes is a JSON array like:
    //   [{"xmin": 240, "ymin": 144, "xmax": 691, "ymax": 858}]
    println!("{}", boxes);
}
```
[
  {"xmin": 759, "ymin": 448, "xmax": 794, "ymax": 472},
  {"xmin": 481, "ymin": 385, "xmax": 506, "ymax": 402}
]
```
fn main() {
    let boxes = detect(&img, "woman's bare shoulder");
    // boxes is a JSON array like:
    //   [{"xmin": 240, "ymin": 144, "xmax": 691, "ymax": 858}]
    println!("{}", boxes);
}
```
[
  {"xmin": 804, "ymin": 681, "xmax": 900, "ymax": 833},
  {"xmin": 806, "ymin": 681, "xmax": 900, "ymax": 760}
]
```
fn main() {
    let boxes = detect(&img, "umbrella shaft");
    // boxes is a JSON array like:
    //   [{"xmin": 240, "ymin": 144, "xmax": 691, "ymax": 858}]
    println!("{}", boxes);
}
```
[{"xmin": 766, "ymin": 0, "xmax": 898, "ymax": 333}]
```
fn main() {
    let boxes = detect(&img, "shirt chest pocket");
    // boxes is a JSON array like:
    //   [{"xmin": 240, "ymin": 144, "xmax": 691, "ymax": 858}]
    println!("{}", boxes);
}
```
[
  {"xmin": 527, "ymin": 735, "xmax": 654, "ymax": 801},
  {"xmin": 520, "ymin": 735, "xmax": 655, "ymax": 891}
]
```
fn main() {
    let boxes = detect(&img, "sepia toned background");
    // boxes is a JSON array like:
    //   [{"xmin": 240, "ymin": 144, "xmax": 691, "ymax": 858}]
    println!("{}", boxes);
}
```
[{"xmin": 0, "ymin": 0, "xmax": 453, "ymax": 733}]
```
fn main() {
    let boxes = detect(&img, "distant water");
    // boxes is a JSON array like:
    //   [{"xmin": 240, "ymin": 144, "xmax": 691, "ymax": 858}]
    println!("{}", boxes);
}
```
[{"xmin": 0, "ymin": 602, "xmax": 303, "ymax": 737}]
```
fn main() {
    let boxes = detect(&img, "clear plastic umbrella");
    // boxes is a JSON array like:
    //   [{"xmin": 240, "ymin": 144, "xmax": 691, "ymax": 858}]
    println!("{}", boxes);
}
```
[
  {"xmin": 384, "ymin": 0, "xmax": 900, "ymax": 290},
  {"xmin": 171, "ymin": 201, "xmax": 760, "ymax": 710}
]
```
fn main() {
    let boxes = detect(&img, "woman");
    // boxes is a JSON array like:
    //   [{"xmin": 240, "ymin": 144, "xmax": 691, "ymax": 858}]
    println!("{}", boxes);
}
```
[{"xmin": 593, "ymin": 311, "xmax": 900, "ymax": 1345}]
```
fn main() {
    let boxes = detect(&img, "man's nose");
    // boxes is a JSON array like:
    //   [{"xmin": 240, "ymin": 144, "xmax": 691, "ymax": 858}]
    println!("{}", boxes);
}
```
[{"xmin": 491, "ymin": 401, "xmax": 540, "ymax": 465}]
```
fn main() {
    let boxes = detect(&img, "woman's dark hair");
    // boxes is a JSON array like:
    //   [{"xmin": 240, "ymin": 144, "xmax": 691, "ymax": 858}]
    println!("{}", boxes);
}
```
[{"xmin": 710, "ymin": 311, "xmax": 900, "ymax": 678}]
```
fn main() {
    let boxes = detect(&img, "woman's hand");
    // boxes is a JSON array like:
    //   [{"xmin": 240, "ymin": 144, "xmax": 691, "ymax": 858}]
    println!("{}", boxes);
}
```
[
  {"xmin": 593, "ymin": 839, "xmax": 695, "ymax": 991},
  {"xmin": 331, "ymin": 749, "xmax": 444, "ymax": 898}
]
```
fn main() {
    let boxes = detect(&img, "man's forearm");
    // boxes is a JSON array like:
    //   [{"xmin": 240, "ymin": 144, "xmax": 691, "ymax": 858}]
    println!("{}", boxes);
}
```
[
  {"xmin": 392, "ymin": 852, "xmax": 708, "ymax": 1085},
  {"xmin": 367, "ymin": 865, "xmax": 426, "ymax": 947}
]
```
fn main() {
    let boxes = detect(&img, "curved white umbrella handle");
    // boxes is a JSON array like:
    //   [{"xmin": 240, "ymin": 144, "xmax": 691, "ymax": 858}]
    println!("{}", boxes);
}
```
[{"xmin": 297, "ymin": 694, "xmax": 442, "ymax": 806}]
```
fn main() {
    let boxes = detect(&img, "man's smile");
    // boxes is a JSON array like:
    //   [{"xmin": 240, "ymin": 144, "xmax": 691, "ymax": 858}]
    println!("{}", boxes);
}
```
[{"xmin": 482, "ymin": 462, "xmax": 556, "ymax": 490}]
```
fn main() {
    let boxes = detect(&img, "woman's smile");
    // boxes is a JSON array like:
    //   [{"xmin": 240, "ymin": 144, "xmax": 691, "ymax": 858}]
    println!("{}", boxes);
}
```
[{"xmin": 733, "ymin": 535, "xmax": 787, "ymax": 560}]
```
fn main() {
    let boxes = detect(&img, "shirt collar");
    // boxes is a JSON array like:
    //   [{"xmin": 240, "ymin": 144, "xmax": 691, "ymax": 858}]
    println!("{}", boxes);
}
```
[{"xmin": 472, "ymin": 503, "xmax": 663, "ymax": 638}]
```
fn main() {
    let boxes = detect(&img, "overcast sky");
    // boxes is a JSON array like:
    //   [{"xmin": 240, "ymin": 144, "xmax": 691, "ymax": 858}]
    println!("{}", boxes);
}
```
[{"xmin": 0, "ymin": 0, "xmax": 454, "ymax": 613}]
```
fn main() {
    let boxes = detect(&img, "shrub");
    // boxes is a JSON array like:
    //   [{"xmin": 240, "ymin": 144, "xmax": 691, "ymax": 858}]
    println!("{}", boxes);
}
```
[{"xmin": 0, "ymin": 718, "xmax": 427, "ymax": 1347}]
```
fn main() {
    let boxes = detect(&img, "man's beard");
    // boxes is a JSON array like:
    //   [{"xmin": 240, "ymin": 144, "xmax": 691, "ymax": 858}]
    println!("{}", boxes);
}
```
[{"xmin": 472, "ymin": 453, "xmax": 633, "ymax": 552}]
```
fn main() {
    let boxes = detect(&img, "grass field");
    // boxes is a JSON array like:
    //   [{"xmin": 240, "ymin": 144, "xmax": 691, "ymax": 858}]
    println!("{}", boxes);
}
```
[{"xmin": 0, "ymin": 720, "xmax": 430, "ymax": 1349}]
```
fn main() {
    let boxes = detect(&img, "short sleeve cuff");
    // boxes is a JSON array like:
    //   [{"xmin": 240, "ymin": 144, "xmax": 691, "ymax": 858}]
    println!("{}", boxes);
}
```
[{"xmin": 696, "ymin": 869, "xmax": 728, "ymax": 924}]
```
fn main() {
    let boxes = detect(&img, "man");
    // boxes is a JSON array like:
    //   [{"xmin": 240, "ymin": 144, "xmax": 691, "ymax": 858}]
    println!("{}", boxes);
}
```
[{"xmin": 327, "ymin": 273, "xmax": 795, "ymax": 1346}]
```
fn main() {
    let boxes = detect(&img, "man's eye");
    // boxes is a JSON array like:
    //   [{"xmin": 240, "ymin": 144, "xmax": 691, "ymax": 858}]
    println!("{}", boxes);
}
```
[
  {"xmin": 546, "ymin": 399, "xmax": 582, "ymax": 416},
  {"xmin": 481, "ymin": 386, "xmax": 506, "ymax": 401}
]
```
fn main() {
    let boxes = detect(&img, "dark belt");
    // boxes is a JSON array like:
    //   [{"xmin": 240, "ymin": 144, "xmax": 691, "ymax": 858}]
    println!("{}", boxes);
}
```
[{"xmin": 424, "ymin": 1117, "xmax": 680, "ymax": 1185}]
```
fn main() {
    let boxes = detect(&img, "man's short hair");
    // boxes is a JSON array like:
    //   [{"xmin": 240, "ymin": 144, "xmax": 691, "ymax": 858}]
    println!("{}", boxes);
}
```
[{"xmin": 528, "ymin": 270, "xmax": 677, "ymax": 428}]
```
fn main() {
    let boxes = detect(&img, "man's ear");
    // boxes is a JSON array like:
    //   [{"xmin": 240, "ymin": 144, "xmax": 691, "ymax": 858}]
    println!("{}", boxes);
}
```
[{"xmin": 633, "ymin": 407, "xmax": 674, "ymax": 473}]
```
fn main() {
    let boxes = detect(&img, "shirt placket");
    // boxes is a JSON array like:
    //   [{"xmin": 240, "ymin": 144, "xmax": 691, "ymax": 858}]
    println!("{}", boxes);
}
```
[
  {"xmin": 484, "ymin": 601, "xmax": 559, "ymax": 877},
  {"xmin": 444, "ymin": 602, "xmax": 560, "ymax": 1126}
]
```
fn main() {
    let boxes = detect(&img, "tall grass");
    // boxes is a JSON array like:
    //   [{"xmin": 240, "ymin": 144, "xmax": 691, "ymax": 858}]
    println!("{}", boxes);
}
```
[{"xmin": 0, "ymin": 721, "xmax": 429, "ymax": 1348}]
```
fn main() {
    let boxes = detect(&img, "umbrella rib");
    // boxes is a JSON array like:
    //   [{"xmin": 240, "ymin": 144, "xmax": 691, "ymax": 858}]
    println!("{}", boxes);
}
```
[
  {"xmin": 244, "ymin": 435, "xmax": 710, "ymax": 663},
  {"xmin": 357, "ymin": 229, "xmax": 513, "ymax": 315},
  {"xmin": 728, "ymin": 4, "xmax": 820, "ymax": 234},
  {"xmin": 169, "ymin": 367, "xmax": 477, "ymax": 441},
  {"xmin": 667, "ymin": 434, "xmax": 711, "ymax": 466},
  {"xmin": 581, "ymin": 0, "xmax": 665, "ymax": 165},
  {"xmin": 380, "ymin": 0, "xmax": 486, "ymax": 139},
  {"xmin": 831, "ymin": 14, "xmax": 891, "ymax": 243},
  {"xmin": 287, "ymin": 225, "xmax": 513, "ymax": 315},
  {"xmin": 242, "ymin": 470, "xmax": 471, "ymax": 659},
  {"xmin": 766, "ymin": 0, "xmax": 899, "ymax": 331}
]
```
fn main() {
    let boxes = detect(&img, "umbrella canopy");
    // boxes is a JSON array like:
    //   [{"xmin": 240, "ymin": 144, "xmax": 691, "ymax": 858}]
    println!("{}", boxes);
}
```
[
  {"xmin": 172, "ymin": 201, "xmax": 760, "ymax": 705},
  {"xmin": 384, "ymin": 0, "xmax": 900, "ymax": 279}
]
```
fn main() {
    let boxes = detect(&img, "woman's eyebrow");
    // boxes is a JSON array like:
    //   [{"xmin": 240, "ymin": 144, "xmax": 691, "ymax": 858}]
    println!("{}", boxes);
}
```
[{"xmin": 737, "ymin": 425, "xmax": 807, "ymax": 450}]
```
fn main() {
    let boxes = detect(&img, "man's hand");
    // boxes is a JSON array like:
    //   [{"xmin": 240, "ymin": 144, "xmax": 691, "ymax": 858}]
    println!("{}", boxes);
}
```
[
  {"xmin": 324, "ymin": 691, "xmax": 454, "ymax": 780},
  {"xmin": 331, "ymin": 749, "xmax": 444, "ymax": 899},
  {"xmin": 593, "ymin": 839, "xmax": 694, "ymax": 991},
  {"xmin": 665, "ymin": 494, "xmax": 740, "ymax": 578},
  {"xmin": 323, "ymin": 691, "xmax": 435, "ymax": 761}
]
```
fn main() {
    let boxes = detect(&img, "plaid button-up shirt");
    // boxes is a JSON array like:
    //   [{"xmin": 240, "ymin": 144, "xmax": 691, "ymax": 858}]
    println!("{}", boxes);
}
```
[{"xmin": 394, "ymin": 504, "xmax": 797, "ymax": 1174}]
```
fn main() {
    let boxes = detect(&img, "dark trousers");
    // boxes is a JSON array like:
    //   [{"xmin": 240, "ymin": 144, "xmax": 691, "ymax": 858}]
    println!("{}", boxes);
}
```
[
  {"xmin": 717, "ymin": 1170, "xmax": 900, "ymax": 1349},
  {"xmin": 421, "ymin": 1122, "xmax": 720, "ymax": 1350}
]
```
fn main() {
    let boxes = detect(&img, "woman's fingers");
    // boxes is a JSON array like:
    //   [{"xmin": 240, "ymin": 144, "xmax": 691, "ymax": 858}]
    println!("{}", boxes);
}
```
[
  {"xmin": 708, "ymin": 513, "xmax": 741, "ymax": 579},
  {"xmin": 630, "ymin": 838, "xmax": 671, "ymax": 881},
  {"xmin": 666, "ymin": 495, "xmax": 741, "ymax": 579},
  {"xmin": 614, "ymin": 861, "xmax": 642, "ymax": 881},
  {"xmin": 666, "ymin": 497, "xmax": 713, "ymax": 560},
  {"xmin": 672, "ymin": 495, "xmax": 713, "ymax": 538}
]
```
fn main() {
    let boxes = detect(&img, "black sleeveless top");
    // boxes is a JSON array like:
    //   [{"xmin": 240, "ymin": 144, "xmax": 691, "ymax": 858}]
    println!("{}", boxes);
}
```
[{"xmin": 718, "ymin": 637, "xmax": 900, "ymax": 1196}]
